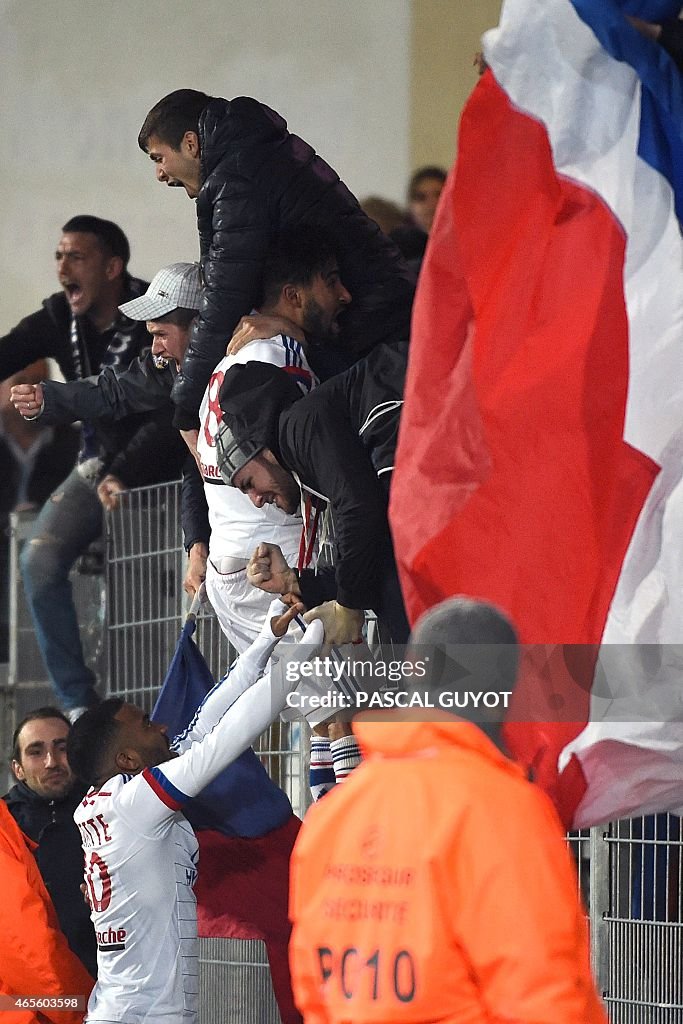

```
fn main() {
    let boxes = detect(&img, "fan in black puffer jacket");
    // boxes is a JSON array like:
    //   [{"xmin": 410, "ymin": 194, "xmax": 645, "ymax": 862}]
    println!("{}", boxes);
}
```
[
  {"xmin": 4, "ymin": 779, "xmax": 98, "ymax": 978},
  {"xmin": 139, "ymin": 92, "xmax": 416, "ymax": 430}
]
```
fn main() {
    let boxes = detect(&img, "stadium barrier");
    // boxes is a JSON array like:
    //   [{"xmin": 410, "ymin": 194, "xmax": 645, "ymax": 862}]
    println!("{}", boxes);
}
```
[{"xmin": 4, "ymin": 481, "xmax": 683, "ymax": 1022}]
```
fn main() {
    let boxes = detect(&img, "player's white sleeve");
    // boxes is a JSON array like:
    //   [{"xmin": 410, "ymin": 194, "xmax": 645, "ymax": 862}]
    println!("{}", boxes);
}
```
[
  {"xmin": 115, "ymin": 616, "xmax": 324, "ymax": 833},
  {"xmin": 171, "ymin": 600, "xmax": 287, "ymax": 753}
]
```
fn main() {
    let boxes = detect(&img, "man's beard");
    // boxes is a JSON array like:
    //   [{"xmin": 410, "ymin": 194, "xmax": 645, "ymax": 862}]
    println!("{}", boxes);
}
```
[
  {"xmin": 302, "ymin": 298, "xmax": 341, "ymax": 345},
  {"xmin": 274, "ymin": 468, "xmax": 301, "ymax": 514}
]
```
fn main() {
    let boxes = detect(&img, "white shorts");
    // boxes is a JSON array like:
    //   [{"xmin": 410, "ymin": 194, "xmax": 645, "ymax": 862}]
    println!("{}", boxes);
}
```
[{"xmin": 205, "ymin": 558, "xmax": 301, "ymax": 654}]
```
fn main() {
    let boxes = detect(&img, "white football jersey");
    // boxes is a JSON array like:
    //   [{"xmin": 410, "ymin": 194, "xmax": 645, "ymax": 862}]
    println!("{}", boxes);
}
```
[
  {"xmin": 75, "ymin": 615, "xmax": 323, "ymax": 1023},
  {"xmin": 76, "ymin": 773, "xmax": 199, "ymax": 1024},
  {"xmin": 196, "ymin": 335, "xmax": 316, "ymax": 564}
]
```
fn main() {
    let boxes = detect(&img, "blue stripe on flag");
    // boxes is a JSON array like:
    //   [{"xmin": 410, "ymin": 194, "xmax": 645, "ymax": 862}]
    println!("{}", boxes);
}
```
[{"xmin": 571, "ymin": 0, "xmax": 683, "ymax": 222}]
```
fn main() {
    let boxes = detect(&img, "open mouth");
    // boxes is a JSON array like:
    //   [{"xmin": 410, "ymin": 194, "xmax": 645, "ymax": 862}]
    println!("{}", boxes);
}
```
[{"xmin": 63, "ymin": 282, "xmax": 83, "ymax": 303}]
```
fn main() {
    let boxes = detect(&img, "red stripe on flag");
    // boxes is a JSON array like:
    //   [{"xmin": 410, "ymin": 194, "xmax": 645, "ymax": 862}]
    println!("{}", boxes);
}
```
[
  {"xmin": 390, "ymin": 72, "xmax": 657, "ymax": 820},
  {"xmin": 196, "ymin": 816, "xmax": 302, "ymax": 1024}
]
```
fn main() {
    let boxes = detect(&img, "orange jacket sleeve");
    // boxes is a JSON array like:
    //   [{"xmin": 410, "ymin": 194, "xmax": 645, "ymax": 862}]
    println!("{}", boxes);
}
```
[
  {"xmin": 289, "ymin": 800, "xmax": 332, "ymax": 1024},
  {"xmin": 0, "ymin": 803, "xmax": 94, "ymax": 1024},
  {"xmin": 443, "ymin": 786, "xmax": 608, "ymax": 1024}
]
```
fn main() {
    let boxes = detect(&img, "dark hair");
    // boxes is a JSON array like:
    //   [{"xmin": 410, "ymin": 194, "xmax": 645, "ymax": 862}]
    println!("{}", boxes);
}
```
[
  {"xmin": 138, "ymin": 89, "xmax": 212, "ymax": 151},
  {"xmin": 12, "ymin": 706, "xmax": 70, "ymax": 763},
  {"xmin": 66, "ymin": 698, "xmax": 124, "ymax": 787},
  {"xmin": 152, "ymin": 307, "xmax": 197, "ymax": 329},
  {"xmin": 408, "ymin": 165, "xmax": 447, "ymax": 200},
  {"xmin": 361, "ymin": 196, "xmax": 407, "ymax": 235},
  {"xmin": 62, "ymin": 215, "xmax": 130, "ymax": 268},
  {"xmin": 260, "ymin": 225, "xmax": 339, "ymax": 308}
]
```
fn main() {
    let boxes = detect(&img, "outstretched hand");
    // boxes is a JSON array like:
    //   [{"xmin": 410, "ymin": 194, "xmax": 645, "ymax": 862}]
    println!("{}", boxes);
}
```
[
  {"xmin": 303, "ymin": 601, "xmax": 364, "ymax": 656},
  {"xmin": 271, "ymin": 600, "xmax": 305, "ymax": 637},
  {"xmin": 97, "ymin": 474, "xmax": 126, "ymax": 511}
]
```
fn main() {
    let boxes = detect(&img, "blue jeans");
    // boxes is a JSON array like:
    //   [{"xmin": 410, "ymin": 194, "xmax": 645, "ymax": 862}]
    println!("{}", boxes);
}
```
[{"xmin": 20, "ymin": 466, "xmax": 103, "ymax": 711}]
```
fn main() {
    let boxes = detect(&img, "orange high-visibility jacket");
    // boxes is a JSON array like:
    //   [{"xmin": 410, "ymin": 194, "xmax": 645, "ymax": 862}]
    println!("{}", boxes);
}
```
[
  {"xmin": 0, "ymin": 800, "xmax": 94, "ymax": 1024},
  {"xmin": 290, "ymin": 716, "xmax": 608, "ymax": 1024}
]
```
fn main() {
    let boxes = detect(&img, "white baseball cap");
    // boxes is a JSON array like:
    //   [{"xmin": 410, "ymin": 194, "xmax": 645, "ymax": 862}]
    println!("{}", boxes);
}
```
[{"xmin": 119, "ymin": 262, "xmax": 201, "ymax": 321}]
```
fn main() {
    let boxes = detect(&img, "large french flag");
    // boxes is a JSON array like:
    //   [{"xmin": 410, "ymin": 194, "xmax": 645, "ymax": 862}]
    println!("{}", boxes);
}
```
[{"xmin": 390, "ymin": 0, "xmax": 683, "ymax": 827}]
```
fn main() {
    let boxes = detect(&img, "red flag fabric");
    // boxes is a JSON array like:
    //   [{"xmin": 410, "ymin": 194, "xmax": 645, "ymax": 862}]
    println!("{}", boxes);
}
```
[
  {"xmin": 392, "ymin": 0, "xmax": 683, "ymax": 828},
  {"xmin": 390, "ymin": 68, "xmax": 657, "ymax": 821},
  {"xmin": 392, "ymin": 71, "xmax": 655, "ymax": 639},
  {"xmin": 196, "ymin": 816, "xmax": 302, "ymax": 1024}
]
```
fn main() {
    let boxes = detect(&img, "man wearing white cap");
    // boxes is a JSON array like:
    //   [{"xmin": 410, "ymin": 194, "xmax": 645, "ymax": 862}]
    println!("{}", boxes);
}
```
[
  {"xmin": 12, "ymin": 229, "xmax": 351, "ymax": 653},
  {"xmin": 12, "ymin": 263, "xmax": 202, "ymax": 438}
]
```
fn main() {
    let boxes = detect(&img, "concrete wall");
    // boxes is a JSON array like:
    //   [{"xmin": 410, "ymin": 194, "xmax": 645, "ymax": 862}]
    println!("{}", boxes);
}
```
[
  {"xmin": 410, "ymin": 0, "xmax": 503, "ymax": 175},
  {"xmin": 1, "ymin": 0, "xmax": 503, "ymax": 334},
  {"xmin": 1, "ymin": 0, "xmax": 411, "ymax": 328}
]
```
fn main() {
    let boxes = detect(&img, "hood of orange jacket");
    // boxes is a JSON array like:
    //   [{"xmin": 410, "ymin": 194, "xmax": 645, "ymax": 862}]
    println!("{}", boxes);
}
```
[{"xmin": 353, "ymin": 711, "xmax": 525, "ymax": 776}]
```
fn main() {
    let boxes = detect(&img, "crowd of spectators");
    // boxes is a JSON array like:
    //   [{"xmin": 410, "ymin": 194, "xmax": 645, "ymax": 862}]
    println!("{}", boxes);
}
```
[
  {"xmin": 1, "ymin": 216, "xmax": 186, "ymax": 720},
  {"xmin": 361, "ymin": 164, "xmax": 446, "ymax": 271},
  {"xmin": 0, "ymin": 54, "xmax": 618, "ymax": 1023}
]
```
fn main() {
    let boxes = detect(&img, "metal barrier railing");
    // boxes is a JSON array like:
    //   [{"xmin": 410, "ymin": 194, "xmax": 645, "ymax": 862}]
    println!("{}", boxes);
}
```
[
  {"xmin": 105, "ymin": 480, "xmax": 305, "ymax": 1024},
  {"xmin": 603, "ymin": 817, "xmax": 683, "ymax": 1022},
  {"xmin": 103, "ymin": 481, "xmax": 683, "ymax": 1022},
  {"xmin": 4, "ymin": 479, "xmax": 683, "ymax": 1021},
  {"xmin": 105, "ymin": 480, "xmax": 308, "ymax": 814},
  {"xmin": 2, "ymin": 508, "xmax": 105, "ymax": 794}
]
